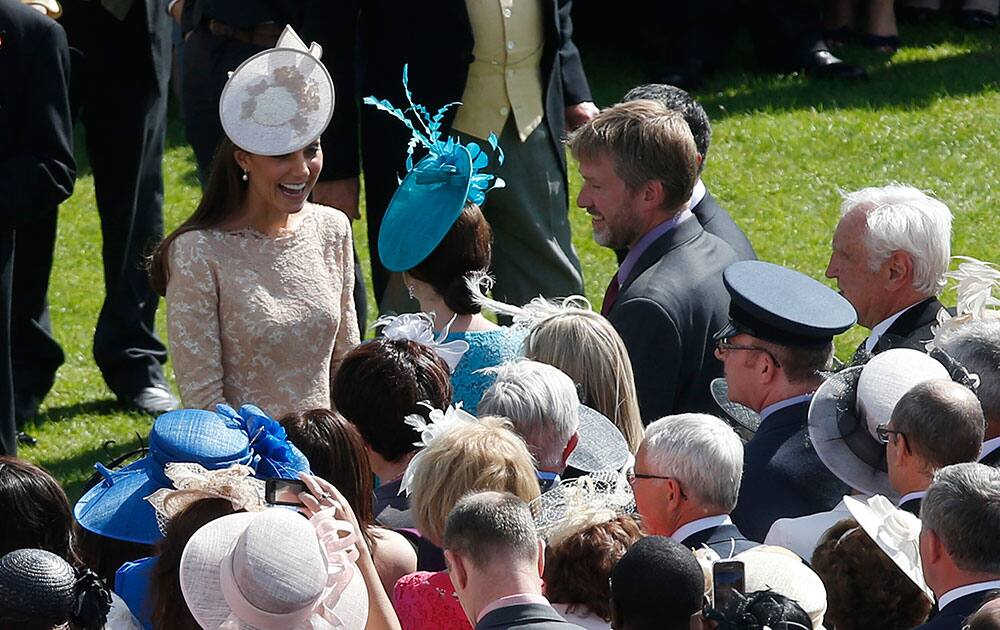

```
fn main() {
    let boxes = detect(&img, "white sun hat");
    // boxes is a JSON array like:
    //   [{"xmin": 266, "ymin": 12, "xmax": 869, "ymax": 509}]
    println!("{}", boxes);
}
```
[
  {"xmin": 179, "ymin": 507, "xmax": 368, "ymax": 629},
  {"xmin": 844, "ymin": 494, "xmax": 934, "ymax": 602},
  {"xmin": 220, "ymin": 25, "xmax": 335, "ymax": 156}
]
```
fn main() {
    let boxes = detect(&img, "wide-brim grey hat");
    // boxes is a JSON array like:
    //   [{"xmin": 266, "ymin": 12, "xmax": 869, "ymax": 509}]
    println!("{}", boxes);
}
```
[
  {"xmin": 568, "ymin": 405, "xmax": 633, "ymax": 473},
  {"xmin": 711, "ymin": 378, "xmax": 761, "ymax": 437},
  {"xmin": 220, "ymin": 26, "xmax": 334, "ymax": 156}
]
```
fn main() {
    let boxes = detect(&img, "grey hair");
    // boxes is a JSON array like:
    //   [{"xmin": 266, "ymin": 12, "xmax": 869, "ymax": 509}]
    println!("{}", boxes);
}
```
[
  {"xmin": 641, "ymin": 414, "xmax": 744, "ymax": 512},
  {"xmin": 840, "ymin": 185, "xmax": 952, "ymax": 295},
  {"xmin": 443, "ymin": 490, "xmax": 539, "ymax": 569},
  {"xmin": 891, "ymin": 379, "xmax": 984, "ymax": 470},
  {"xmin": 479, "ymin": 360, "xmax": 580, "ymax": 469},
  {"xmin": 940, "ymin": 320, "xmax": 1000, "ymax": 426},
  {"xmin": 920, "ymin": 463, "xmax": 1000, "ymax": 573}
]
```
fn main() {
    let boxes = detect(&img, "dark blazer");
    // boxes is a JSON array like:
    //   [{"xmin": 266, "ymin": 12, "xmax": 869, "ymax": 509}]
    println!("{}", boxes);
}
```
[
  {"xmin": 0, "ymin": 0, "xmax": 75, "ymax": 229},
  {"xmin": 693, "ymin": 190, "xmax": 756, "ymax": 262},
  {"xmin": 898, "ymin": 496, "xmax": 923, "ymax": 517},
  {"xmin": 607, "ymin": 218, "xmax": 737, "ymax": 421},
  {"xmin": 476, "ymin": 602, "xmax": 584, "ymax": 630},
  {"xmin": 914, "ymin": 590, "xmax": 997, "ymax": 630},
  {"xmin": 980, "ymin": 447, "xmax": 1000, "ymax": 468},
  {"xmin": 857, "ymin": 297, "xmax": 945, "ymax": 357},
  {"xmin": 681, "ymin": 522, "xmax": 759, "ymax": 558},
  {"xmin": 731, "ymin": 399, "xmax": 851, "ymax": 542}
]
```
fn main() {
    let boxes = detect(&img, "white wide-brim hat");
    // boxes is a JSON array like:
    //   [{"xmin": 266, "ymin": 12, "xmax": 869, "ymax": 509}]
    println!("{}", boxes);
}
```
[
  {"xmin": 844, "ymin": 494, "xmax": 934, "ymax": 602},
  {"xmin": 179, "ymin": 508, "xmax": 368, "ymax": 630},
  {"xmin": 808, "ymin": 348, "xmax": 950, "ymax": 497},
  {"xmin": 734, "ymin": 545, "xmax": 828, "ymax": 630},
  {"xmin": 220, "ymin": 26, "xmax": 334, "ymax": 156}
]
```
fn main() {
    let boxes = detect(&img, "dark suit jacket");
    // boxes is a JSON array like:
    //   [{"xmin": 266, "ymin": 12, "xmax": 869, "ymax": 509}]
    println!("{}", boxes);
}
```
[
  {"xmin": 693, "ymin": 190, "xmax": 756, "ymax": 262},
  {"xmin": 914, "ymin": 590, "xmax": 997, "ymax": 630},
  {"xmin": 731, "ymin": 400, "xmax": 851, "ymax": 542},
  {"xmin": 858, "ymin": 297, "xmax": 945, "ymax": 356},
  {"xmin": 476, "ymin": 602, "xmax": 584, "ymax": 630},
  {"xmin": 0, "ymin": 0, "xmax": 75, "ymax": 229},
  {"xmin": 898, "ymin": 497, "xmax": 922, "ymax": 516},
  {"xmin": 981, "ymin": 447, "xmax": 1000, "ymax": 468},
  {"xmin": 608, "ymin": 218, "xmax": 737, "ymax": 421},
  {"xmin": 681, "ymin": 522, "xmax": 759, "ymax": 558}
]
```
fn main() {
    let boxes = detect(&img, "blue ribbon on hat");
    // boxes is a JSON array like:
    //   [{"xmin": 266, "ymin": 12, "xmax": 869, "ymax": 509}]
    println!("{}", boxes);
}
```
[{"xmin": 215, "ymin": 404, "xmax": 309, "ymax": 479}]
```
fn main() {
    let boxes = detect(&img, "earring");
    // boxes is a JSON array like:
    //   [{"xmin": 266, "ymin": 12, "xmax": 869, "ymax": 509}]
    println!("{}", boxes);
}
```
[
  {"xmin": 241, "ymin": 170, "xmax": 249, "ymax": 182},
  {"xmin": 406, "ymin": 283, "xmax": 416, "ymax": 300}
]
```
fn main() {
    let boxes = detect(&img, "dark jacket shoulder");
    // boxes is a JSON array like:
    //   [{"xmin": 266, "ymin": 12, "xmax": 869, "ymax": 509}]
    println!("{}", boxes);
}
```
[
  {"xmin": 692, "ymin": 190, "xmax": 756, "ymax": 262},
  {"xmin": 476, "ymin": 602, "xmax": 584, "ymax": 630},
  {"xmin": 681, "ymin": 523, "xmax": 759, "ymax": 558}
]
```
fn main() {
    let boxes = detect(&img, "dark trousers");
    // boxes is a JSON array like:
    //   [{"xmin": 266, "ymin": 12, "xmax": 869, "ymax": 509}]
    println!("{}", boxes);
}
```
[
  {"xmin": 13, "ymin": 0, "xmax": 171, "ymax": 400},
  {"xmin": 0, "ymin": 231, "xmax": 14, "ymax": 455}
]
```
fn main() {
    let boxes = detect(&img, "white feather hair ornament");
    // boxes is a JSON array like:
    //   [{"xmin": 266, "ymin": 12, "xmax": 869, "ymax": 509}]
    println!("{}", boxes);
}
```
[
  {"xmin": 928, "ymin": 256, "xmax": 1000, "ymax": 350},
  {"xmin": 464, "ymin": 270, "xmax": 594, "ymax": 329}
]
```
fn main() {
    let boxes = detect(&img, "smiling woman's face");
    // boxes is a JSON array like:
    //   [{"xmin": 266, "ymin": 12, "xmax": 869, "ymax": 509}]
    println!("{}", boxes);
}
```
[{"xmin": 235, "ymin": 141, "xmax": 323, "ymax": 215}]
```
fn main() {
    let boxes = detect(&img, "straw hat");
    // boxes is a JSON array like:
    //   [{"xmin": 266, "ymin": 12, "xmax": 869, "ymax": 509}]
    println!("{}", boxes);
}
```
[{"xmin": 180, "ymin": 508, "xmax": 368, "ymax": 630}]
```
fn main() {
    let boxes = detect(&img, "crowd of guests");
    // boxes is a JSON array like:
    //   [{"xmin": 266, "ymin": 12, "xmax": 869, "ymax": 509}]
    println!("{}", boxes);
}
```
[{"xmin": 3, "ymin": 1, "xmax": 1000, "ymax": 629}]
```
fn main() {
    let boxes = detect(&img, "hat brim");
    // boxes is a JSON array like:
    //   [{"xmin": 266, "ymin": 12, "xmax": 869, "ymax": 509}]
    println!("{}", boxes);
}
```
[
  {"xmin": 179, "ymin": 512, "xmax": 369, "ymax": 630},
  {"xmin": 378, "ymin": 149, "xmax": 473, "ymax": 272},
  {"xmin": 220, "ymin": 46, "xmax": 335, "ymax": 156},
  {"xmin": 843, "ymin": 495, "xmax": 934, "ymax": 601},
  {"xmin": 710, "ymin": 378, "xmax": 761, "ymax": 435},
  {"xmin": 568, "ymin": 406, "xmax": 633, "ymax": 473},
  {"xmin": 807, "ymin": 368, "xmax": 899, "ymax": 499},
  {"xmin": 73, "ymin": 459, "xmax": 163, "ymax": 545}
]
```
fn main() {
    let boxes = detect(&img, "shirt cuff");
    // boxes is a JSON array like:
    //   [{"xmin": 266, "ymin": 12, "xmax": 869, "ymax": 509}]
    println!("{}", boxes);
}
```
[{"xmin": 166, "ymin": 0, "xmax": 181, "ymax": 16}]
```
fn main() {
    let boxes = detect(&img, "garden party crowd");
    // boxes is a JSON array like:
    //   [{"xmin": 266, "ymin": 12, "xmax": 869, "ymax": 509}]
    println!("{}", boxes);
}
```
[{"xmin": 2, "ymin": 0, "xmax": 1000, "ymax": 629}]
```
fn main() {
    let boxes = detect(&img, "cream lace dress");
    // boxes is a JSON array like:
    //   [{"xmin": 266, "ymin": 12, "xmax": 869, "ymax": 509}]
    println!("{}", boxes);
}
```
[{"xmin": 166, "ymin": 203, "xmax": 360, "ymax": 417}]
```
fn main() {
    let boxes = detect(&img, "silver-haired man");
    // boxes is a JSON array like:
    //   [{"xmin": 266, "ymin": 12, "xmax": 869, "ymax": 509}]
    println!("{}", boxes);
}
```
[
  {"xmin": 826, "ymin": 184, "xmax": 952, "ymax": 357},
  {"xmin": 631, "ymin": 413, "xmax": 758, "ymax": 556},
  {"xmin": 479, "ymin": 360, "xmax": 580, "ymax": 491},
  {"xmin": 917, "ymin": 463, "xmax": 1000, "ymax": 630},
  {"xmin": 940, "ymin": 320, "xmax": 1000, "ymax": 467}
]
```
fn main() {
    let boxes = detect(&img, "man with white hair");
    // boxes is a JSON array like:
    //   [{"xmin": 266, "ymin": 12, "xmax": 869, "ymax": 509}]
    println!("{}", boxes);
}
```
[
  {"xmin": 631, "ymin": 413, "xmax": 758, "ymax": 556},
  {"xmin": 479, "ymin": 360, "xmax": 580, "ymax": 491},
  {"xmin": 916, "ymin": 463, "xmax": 1000, "ymax": 630},
  {"xmin": 826, "ymin": 184, "xmax": 953, "ymax": 357},
  {"xmin": 940, "ymin": 321, "xmax": 1000, "ymax": 467}
]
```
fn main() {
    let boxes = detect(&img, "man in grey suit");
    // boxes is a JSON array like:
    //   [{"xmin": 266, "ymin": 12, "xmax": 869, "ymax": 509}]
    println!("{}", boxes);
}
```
[
  {"xmin": 568, "ymin": 100, "xmax": 738, "ymax": 420},
  {"xmin": 443, "ymin": 491, "xmax": 584, "ymax": 630}
]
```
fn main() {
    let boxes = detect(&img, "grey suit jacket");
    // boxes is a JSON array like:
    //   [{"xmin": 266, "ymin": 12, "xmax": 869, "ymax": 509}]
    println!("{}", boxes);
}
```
[
  {"xmin": 608, "ymin": 218, "xmax": 738, "ymax": 422},
  {"xmin": 476, "ymin": 603, "xmax": 585, "ymax": 630},
  {"xmin": 692, "ymin": 190, "xmax": 756, "ymax": 262}
]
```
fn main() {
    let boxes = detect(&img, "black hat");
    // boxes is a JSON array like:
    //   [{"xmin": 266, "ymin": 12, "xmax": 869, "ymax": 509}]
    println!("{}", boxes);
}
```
[
  {"xmin": 0, "ymin": 548, "xmax": 76, "ymax": 622},
  {"xmin": 716, "ymin": 261, "xmax": 857, "ymax": 347}
]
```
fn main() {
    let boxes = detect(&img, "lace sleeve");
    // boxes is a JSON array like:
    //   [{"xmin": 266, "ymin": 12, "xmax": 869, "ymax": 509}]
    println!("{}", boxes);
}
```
[
  {"xmin": 166, "ymin": 231, "xmax": 227, "ymax": 409},
  {"xmin": 329, "ymin": 213, "xmax": 360, "ymax": 382}
]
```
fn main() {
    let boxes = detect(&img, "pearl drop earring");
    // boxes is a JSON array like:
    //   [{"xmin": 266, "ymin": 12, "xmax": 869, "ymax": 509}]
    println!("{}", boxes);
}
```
[{"xmin": 242, "ymin": 170, "xmax": 249, "ymax": 182}]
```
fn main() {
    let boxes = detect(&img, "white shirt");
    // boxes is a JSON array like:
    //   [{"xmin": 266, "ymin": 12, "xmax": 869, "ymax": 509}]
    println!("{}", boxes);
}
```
[
  {"xmin": 980, "ymin": 436, "xmax": 1000, "ymax": 462},
  {"xmin": 760, "ymin": 393, "xmax": 814, "ymax": 422},
  {"xmin": 864, "ymin": 303, "xmax": 922, "ymax": 353},
  {"xmin": 689, "ymin": 178, "xmax": 707, "ymax": 211},
  {"xmin": 671, "ymin": 514, "xmax": 733, "ymax": 544},
  {"xmin": 897, "ymin": 490, "xmax": 926, "ymax": 507},
  {"xmin": 937, "ymin": 580, "xmax": 1000, "ymax": 611}
]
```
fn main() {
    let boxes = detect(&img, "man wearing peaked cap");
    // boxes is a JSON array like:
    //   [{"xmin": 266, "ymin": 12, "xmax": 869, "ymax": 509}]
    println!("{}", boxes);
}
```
[{"xmin": 716, "ymin": 260, "xmax": 857, "ymax": 542}]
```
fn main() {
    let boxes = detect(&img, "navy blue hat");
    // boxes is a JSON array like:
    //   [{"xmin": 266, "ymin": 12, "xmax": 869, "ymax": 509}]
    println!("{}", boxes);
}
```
[
  {"xmin": 716, "ymin": 261, "xmax": 857, "ymax": 347},
  {"xmin": 73, "ymin": 405, "xmax": 310, "ymax": 545}
]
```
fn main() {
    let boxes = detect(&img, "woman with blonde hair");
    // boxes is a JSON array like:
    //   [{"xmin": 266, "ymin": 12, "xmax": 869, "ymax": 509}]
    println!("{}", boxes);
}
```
[
  {"xmin": 393, "ymin": 411, "xmax": 541, "ymax": 630},
  {"xmin": 523, "ymin": 304, "xmax": 644, "ymax": 453}
]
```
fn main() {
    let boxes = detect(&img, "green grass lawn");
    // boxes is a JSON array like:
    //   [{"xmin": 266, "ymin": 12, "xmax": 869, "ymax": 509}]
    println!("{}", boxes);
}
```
[{"xmin": 20, "ymin": 22, "xmax": 1000, "ymax": 498}]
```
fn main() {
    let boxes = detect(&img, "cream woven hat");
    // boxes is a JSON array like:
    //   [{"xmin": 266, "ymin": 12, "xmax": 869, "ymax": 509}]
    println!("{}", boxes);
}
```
[
  {"xmin": 179, "ymin": 507, "xmax": 368, "ymax": 629},
  {"xmin": 220, "ymin": 25, "xmax": 334, "ymax": 156}
]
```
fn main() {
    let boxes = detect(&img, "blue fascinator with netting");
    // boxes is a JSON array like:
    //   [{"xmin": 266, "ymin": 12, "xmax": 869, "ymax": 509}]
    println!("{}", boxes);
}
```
[
  {"xmin": 365, "ymin": 65, "xmax": 505, "ymax": 272},
  {"xmin": 73, "ymin": 405, "xmax": 310, "ymax": 545}
]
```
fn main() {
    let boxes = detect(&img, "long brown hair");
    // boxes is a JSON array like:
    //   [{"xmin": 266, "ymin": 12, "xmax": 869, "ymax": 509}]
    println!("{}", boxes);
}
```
[
  {"xmin": 149, "ymin": 137, "xmax": 247, "ymax": 296},
  {"xmin": 278, "ymin": 409, "xmax": 376, "ymax": 549},
  {"xmin": 150, "ymin": 498, "xmax": 239, "ymax": 630}
]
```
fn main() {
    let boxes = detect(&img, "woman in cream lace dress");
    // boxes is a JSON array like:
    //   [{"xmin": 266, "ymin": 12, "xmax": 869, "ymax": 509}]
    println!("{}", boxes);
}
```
[{"xmin": 150, "ymin": 28, "xmax": 359, "ymax": 416}]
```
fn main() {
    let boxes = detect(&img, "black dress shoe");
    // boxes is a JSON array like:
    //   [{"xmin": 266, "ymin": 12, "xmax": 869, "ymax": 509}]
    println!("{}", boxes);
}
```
[
  {"xmin": 957, "ymin": 10, "xmax": 996, "ymax": 29},
  {"xmin": 804, "ymin": 50, "xmax": 868, "ymax": 80},
  {"xmin": 17, "ymin": 431, "xmax": 37, "ymax": 446},
  {"xmin": 121, "ymin": 385, "xmax": 180, "ymax": 417}
]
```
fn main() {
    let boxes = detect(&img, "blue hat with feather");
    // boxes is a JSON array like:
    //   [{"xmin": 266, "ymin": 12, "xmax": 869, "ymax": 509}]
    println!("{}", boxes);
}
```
[
  {"xmin": 73, "ymin": 404, "xmax": 310, "ymax": 545},
  {"xmin": 365, "ymin": 65, "xmax": 505, "ymax": 272}
]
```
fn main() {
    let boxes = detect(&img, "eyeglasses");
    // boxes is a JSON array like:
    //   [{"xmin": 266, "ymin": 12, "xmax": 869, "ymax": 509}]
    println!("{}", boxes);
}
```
[
  {"xmin": 716, "ymin": 338, "xmax": 782, "ymax": 368},
  {"xmin": 626, "ymin": 470, "xmax": 688, "ymax": 499},
  {"xmin": 875, "ymin": 423, "xmax": 906, "ymax": 445}
]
